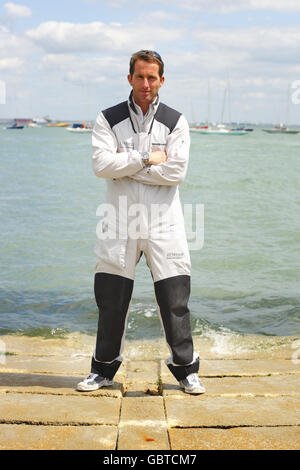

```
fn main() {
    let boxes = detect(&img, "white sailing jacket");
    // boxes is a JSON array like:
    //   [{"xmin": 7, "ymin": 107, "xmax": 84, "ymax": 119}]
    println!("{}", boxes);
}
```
[{"xmin": 92, "ymin": 93, "xmax": 191, "ymax": 281}]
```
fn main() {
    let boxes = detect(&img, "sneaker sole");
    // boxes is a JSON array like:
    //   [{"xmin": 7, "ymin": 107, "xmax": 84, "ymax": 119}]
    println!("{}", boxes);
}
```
[
  {"xmin": 76, "ymin": 380, "xmax": 114, "ymax": 392},
  {"xmin": 182, "ymin": 386, "xmax": 206, "ymax": 395},
  {"xmin": 181, "ymin": 385, "xmax": 206, "ymax": 395}
]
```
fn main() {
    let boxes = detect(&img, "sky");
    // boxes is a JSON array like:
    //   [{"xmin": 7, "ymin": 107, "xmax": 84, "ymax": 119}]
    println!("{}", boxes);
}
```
[{"xmin": 0, "ymin": 0, "xmax": 300, "ymax": 123}]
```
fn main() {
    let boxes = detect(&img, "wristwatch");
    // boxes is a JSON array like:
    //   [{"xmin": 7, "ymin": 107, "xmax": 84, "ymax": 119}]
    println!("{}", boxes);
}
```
[{"xmin": 141, "ymin": 151, "xmax": 150, "ymax": 167}]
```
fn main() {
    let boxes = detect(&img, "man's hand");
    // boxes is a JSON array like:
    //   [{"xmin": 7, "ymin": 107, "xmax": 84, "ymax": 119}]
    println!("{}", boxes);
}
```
[{"xmin": 149, "ymin": 151, "xmax": 167, "ymax": 165}]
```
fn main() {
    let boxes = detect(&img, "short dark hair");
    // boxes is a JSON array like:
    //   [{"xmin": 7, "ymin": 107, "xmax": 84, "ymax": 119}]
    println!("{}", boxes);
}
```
[{"xmin": 129, "ymin": 50, "xmax": 164, "ymax": 77}]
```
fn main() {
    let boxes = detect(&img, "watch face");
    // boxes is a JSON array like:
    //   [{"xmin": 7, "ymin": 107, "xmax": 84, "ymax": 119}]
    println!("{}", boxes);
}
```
[{"xmin": 142, "ymin": 152, "xmax": 149, "ymax": 166}]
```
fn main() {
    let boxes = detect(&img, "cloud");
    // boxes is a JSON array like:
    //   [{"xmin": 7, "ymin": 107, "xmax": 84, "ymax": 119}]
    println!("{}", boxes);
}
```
[
  {"xmin": 0, "ymin": 25, "xmax": 39, "ymax": 60},
  {"xmin": 41, "ymin": 53, "xmax": 78, "ymax": 68},
  {"xmin": 40, "ymin": 53, "xmax": 125, "ymax": 84},
  {"xmin": 2, "ymin": 3, "xmax": 299, "ymax": 122},
  {"xmin": 0, "ymin": 26, "xmax": 41, "ymax": 86},
  {"xmin": 4, "ymin": 2, "xmax": 32, "ymax": 18},
  {"xmin": 192, "ymin": 27, "xmax": 300, "ymax": 68},
  {"xmin": 137, "ymin": 10, "xmax": 184, "ymax": 22},
  {"xmin": 26, "ymin": 21, "xmax": 183, "ymax": 54},
  {"xmin": 0, "ymin": 57, "xmax": 23, "ymax": 69},
  {"xmin": 85, "ymin": 0, "xmax": 127, "ymax": 7},
  {"xmin": 98, "ymin": 0, "xmax": 300, "ymax": 12},
  {"xmin": 172, "ymin": 0, "xmax": 300, "ymax": 12}
]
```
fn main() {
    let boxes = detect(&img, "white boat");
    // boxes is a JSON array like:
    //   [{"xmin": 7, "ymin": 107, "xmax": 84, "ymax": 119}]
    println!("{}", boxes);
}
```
[
  {"xmin": 66, "ymin": 123, "xmax": 93, "ymax": 133},
  {"xmin": 263, "ymin": 85, "xmax": 300, "ymax": 134},
  {"xmin": 190, "ymin": 124, "xmax": 249, "ymax": 135},
  {"xmin": 31, "ymin": 117, "xmax": 48, "ymax": 126},
  {"xmin": 190, "ymin": 79, "xmax": 248, "ymax": 136},
  {"xmin": 28, "ymin": 121, "xmax": 41, "ymax": 128},
  {"xmin": 262, "ymin": 123, "xmax": 299, "ymax": 134}
]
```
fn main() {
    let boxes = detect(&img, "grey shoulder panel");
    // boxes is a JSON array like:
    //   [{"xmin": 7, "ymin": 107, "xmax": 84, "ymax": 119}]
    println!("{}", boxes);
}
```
[
  {"xmin": 102, "ymin": 101, "xmax": 129, "ymax": 129},
  {"xmin": 155, "ymin": 103, "xmax": 181, "ymax": 133}
]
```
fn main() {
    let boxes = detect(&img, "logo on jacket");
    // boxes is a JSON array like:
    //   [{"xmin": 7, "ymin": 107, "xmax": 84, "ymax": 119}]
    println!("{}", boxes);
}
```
[{"xmin": 166, "ymin": 252, "xmax": 184, "ymax": 259}]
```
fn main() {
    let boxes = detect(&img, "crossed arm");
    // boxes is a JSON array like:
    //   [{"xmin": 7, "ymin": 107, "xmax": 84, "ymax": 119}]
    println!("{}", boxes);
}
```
[{"xmin": 92, "ymin": 112, "xmax": 190, "ymax": 186}]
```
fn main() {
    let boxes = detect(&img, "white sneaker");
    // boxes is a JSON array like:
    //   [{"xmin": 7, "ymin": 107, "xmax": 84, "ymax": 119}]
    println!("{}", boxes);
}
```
[
  {"xmin": 179, "ymin": 373, "xmax": 205, "ymax": 394},
  {"xmin": 76, "ymin": 373, "xmax": 114, "ymax": 391}
]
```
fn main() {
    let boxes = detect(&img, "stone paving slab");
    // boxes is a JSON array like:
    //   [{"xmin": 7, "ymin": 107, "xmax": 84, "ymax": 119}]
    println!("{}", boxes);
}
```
[
  {"xmin": 163, "ymin": 375, "xmax": 300, "ymax": 397},
  {"xmin": 1, "ymin": 355, "xmax": 95, "ymax": 375},
  {"xmin": 126, "ymin": 361, "xmax": 159, "ymax": 382},
  {"xmin": 2, "ymin": 334, "xmax": 299, "ymax": 360},
  {"xmin": 1, "ymin": 334, "xmax": 299, "ymax": 450},
  {"xmin": 0, "ymin": 424, "xmax": 118, "ymax": 450},
  {"xmin": 124, "ymin": 383, "xmax": 159, "ymax": 397},
  {"xmin": 161, "ymin": 359, "xmax": 300, "ymax": 378},
  {"xmin": 3, "ymin": 355, "xmax": 299, "ymax": 377},
  {"xmin": 125, "ymin": 335, "xmax": 299, "ymax": 360},
  {"xmin": 0, "ymin": 392, "xmax": 121, "ymax": 426},
  {"xmin": 1, "ymin": 372, "xmax": 298, "ymax": 399},
  {"xmin": 1, "ymin": 355, "xmax": 127, "ymax": 378},
  {"xmin": 165, "ymin": 396, "xmax": 300, "ymax": 427},
  {"xmin": 0, "ymin": 372, "xmax": 123, "ymax": 398},
  {"xmin": 193, "ymin": 335, "xmax": 299, "ymax": 360},
  {"xmin": 124, "ymin": 360, "xmax": 159, "ymax": 396},
  {"xmin": 117, "ymin": 397, "xmax": 169, "ymax": 450},
  {"xmin": 169, "ymin": 426, "xmax": 300, "ymax": 450},
  {"xmin": 198, "ymin": 359, "xmax": 300, "ymax": 376},
  {"xmin": 0, "ymin": 333, "xmax": 96, "ymax": 356}
]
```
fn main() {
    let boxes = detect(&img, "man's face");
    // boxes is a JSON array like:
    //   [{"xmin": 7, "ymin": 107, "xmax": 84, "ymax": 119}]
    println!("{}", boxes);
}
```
[{"xmin": 128, "ymin": 59, "xmax": 164, "ymax": 112}]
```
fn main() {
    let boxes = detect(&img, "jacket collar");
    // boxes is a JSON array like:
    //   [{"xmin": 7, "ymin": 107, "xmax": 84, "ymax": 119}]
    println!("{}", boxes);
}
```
[{"xmin": 128, "ymin": 90, "xmax": 160, "ymax": 116}]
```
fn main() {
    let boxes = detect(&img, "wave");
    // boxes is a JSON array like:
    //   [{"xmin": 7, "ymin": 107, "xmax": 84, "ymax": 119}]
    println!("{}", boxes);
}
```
[{"xmin": 0, "ymin": 288, "xmax": 299, "ymax": 338}]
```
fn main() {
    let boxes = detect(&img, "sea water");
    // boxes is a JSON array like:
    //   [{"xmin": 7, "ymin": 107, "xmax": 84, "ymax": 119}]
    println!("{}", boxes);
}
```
[{"xmin": 0, "ymin": 126, "xmax": 299, "ymax": 339}]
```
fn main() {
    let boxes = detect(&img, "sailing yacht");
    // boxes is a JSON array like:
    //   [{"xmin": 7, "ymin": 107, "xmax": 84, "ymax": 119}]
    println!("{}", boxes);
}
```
[
  {"xmin": 262, "ymin": 85, "xmax": 299, "ymax": 134},
  {"xmin": 190, "ymin": 80, "xmax": 249, "ymax": 135},
  {"xmin": 190, "ymin": 125, "xmax": 249, "ymax": 135},
  {"xmin": 262, "ymin": 123, "xmax": 299, "ymax": 134}
]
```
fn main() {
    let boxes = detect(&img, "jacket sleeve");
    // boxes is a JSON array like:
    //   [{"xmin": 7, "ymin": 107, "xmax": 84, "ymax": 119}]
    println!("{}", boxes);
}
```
[
  {"xmin": 92, "ymin": 112, "xmax": 144, "ymax": 179},
  {"xmin": 128, "ymin": 115, "xmax": 190, "ymax": 186}
]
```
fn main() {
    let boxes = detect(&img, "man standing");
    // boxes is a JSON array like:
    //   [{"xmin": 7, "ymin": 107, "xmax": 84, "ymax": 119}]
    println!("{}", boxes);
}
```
[{"xmin": 77, "ymin": 50, "xmax": 205, "ymax": 394}]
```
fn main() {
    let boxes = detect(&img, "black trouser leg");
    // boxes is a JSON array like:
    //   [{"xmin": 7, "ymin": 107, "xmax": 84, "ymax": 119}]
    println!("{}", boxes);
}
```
[
  {"xmin": 154, "ymin": 275, "xmax": 199, "ymax": 381},
  {"xmin": 91, "ymin": 272, "xmax": 134, "ymax": 380}
]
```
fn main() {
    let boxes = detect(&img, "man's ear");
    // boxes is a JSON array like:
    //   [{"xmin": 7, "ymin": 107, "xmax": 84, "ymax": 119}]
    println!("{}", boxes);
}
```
[
  {"xmin": 127, "ymin": 74, "xmax": 132, "ymax": 86},
  {"xmin": 160, "ymin": 76, "xmax": 165, "ymax": 87}
]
